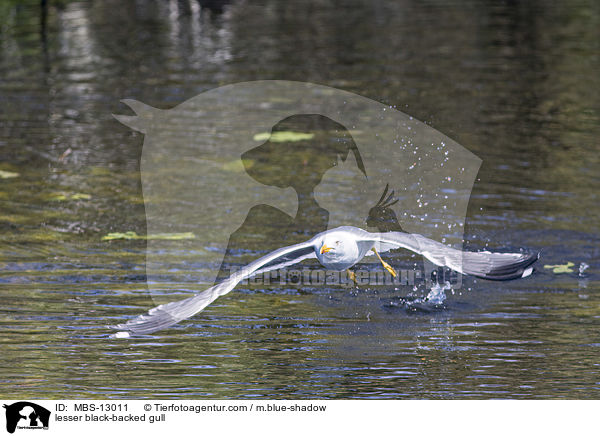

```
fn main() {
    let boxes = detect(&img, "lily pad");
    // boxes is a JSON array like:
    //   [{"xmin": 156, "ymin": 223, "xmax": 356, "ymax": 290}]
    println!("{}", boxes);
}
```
[
  {"xmin": 102, "ymin": 231, "xmax": 195, "ymax": 241},
  {"xmin": 148, "ymin": 232, "xmax": 196, "ymax": 240},
  {"xmin": 544, "ymin": 262, "xmax": 575, "ymax": 274},
  {"xmin": 102, "ymin": 231, "xmax": 141, "ymax": 241},
  {"xmin": 71, "ymin": 193, "xmax": 92, "ymax": 200},
  {"xmin": 0, "ymin": 170, "xmax": 19, "ymax": 179},
  {"xmin": 49, "ymin": 192, "xmax": 92, "ymax": 201},
  {"xmin": 253, "ymin": 131, "xmax": 315, "ymax": 142}
]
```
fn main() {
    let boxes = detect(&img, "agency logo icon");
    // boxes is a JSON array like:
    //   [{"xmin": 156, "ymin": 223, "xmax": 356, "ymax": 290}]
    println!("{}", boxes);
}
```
[
  {"xmin": 3, "ymin": 402, "xmax": 50, "ymax": 434},
  {"xmin": 114, "ymin": 80, "xmax": 482, "ymax": 311}
]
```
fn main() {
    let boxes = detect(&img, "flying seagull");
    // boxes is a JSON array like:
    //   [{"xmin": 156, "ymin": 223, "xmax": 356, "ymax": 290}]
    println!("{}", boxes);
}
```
[{"xmin": 111, "ymin": 226, "xmax": 538, "ymax": 337}]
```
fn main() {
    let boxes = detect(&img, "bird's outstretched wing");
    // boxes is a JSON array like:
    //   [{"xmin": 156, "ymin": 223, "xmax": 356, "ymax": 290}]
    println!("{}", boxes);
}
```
[
  {"xmin": 357, "ymin": 229, "xmax": 539, "ymax": 281},
  {"xmin": 111, "ymin": 238, "xmax": 318, "ymax": 337}
]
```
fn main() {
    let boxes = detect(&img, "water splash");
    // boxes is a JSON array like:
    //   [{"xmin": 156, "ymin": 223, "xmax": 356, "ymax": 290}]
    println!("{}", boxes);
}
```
[
  {"xmin": 424, "ymin": 281, "xmax": 451, "ymax": 305},
  {"xmin": 578, "ymin": 262, "xmax": 590, "ymax": 291},
  {"xmin": 382, "ymin": 280, "xmax": 452, "ymax": 313}
]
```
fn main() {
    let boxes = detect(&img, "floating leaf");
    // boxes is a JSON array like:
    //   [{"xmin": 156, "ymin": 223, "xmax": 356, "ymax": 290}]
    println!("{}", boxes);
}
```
[
  {"xmin": 0, "ymin": 170, "xmax": 19, "ymax": 179},
  {"xmin": 70, "ymin": 193, "xmax": 92, "ymax": 200},
  {"xmin": 49, "ymin": 192, "xmax": 92, "ymax": 201},
  {"xmin": 544, "ymin": 262, "xmax": 575, "ymax": 274},
  {"xmin": 253, "ymin": 131, "xmax": 314, "ymax": 142},
  {"xmin": 148, "ymin": 232, "xmax": 195, "ymax": 240},
  {"xmin": 102, "ymin": 231, "xmax": 141, "ymax": 241},
  {"xmin": 253, "ymin": 132, "xmax": 271, "ymax": 142},
  {"xmin": 102, "ymin": 231, "xmax": 195, "ymax": 241}
]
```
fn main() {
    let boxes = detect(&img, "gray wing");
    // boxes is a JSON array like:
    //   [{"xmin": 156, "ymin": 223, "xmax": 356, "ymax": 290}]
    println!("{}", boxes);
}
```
[
  {"xmin": 354, "ymin": 229, "xmax": 538, "ymax": 281},
  {"xmin": 110, "ymin": 238, "xmax": 318, "ymax": 337}
]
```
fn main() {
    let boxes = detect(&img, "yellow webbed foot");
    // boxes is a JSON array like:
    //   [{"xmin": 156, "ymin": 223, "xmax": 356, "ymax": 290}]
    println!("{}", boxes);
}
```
[
  {"xmin": 373, "ymin": 247, "xmax": 397, "ymax": 278},
  {"xmin": 347, "ymin": 269, "xmax": 358, "ymax": 287},
  {"xmin": 381, "ymin": 260, "xmax": 397, "ymax": 278}
]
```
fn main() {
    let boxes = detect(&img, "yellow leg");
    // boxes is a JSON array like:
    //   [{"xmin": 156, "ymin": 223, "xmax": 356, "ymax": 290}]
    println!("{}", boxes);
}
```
[
  {"xmin": 347, "ymin": 269, "xmax": 358, "ymax": 287},
  {"xmin": 373, "ymin": 247, "xmax": 397, "ymax": 278}
]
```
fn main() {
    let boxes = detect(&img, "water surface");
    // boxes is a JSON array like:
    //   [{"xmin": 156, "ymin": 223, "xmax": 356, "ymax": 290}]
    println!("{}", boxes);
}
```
[{"xmin": 0, "ymin": 0, "xmax": 599, "ymax": 399}]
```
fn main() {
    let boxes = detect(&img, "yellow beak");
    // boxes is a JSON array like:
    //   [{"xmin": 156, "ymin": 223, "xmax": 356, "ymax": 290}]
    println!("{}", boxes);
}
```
[{"xmin": 320, "ymin": 244, "xmax": 332, "ymax": 254}]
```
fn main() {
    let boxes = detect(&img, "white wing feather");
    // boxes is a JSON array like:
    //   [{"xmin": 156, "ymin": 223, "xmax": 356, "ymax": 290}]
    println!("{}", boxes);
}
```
[
  {"xmin": 111, "ymin": 226, "xmax": 537, "ymax": 336},
  {"xmin": 111, "ymin": 239, "xmax": 317, "ymax": 336}
]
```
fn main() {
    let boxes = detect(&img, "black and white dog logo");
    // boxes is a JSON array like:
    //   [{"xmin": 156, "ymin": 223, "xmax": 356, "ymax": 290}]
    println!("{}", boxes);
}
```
[{"xmin": 3, "ymin": 402, "xmax": 50, "ymax": 434}]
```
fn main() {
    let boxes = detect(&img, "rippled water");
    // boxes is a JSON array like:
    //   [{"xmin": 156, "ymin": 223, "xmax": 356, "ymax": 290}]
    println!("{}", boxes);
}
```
[{"xmin": 1, "ymin": 0, "xmax": 599, "ymax": 399}]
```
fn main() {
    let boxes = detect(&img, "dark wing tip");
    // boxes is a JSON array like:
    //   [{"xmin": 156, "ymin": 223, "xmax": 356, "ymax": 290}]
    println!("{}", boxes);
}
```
[{"xmin": 475, "ymin": 252, "xmax": 539, "ymax": 281}]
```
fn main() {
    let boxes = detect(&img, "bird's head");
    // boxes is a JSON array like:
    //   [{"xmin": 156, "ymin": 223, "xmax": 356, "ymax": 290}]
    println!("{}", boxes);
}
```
[
  {"xmin": 315, "ymin": 229, "xmax": 362, "ymax": 267},
  {"xmin": 319, "ymin": 236, "xmax": 346, "ymax": 258}
]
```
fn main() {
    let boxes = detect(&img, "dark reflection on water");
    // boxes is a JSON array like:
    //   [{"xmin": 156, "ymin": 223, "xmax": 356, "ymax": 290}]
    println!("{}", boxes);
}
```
[{"xmin": 0, "ymin": 0, "xmax": 599, "ymax": 399}]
